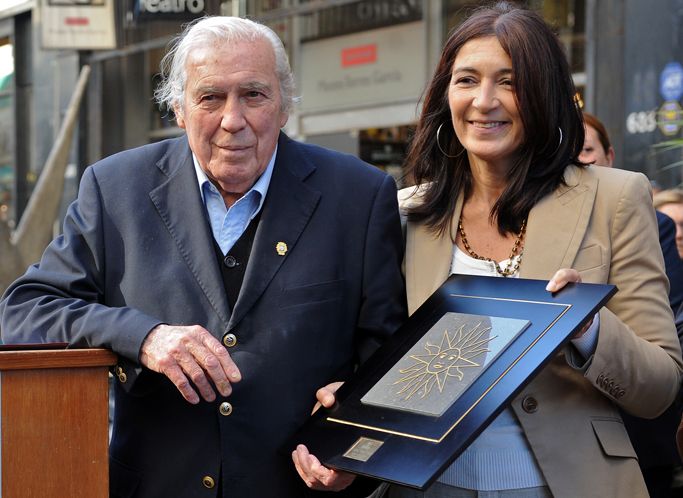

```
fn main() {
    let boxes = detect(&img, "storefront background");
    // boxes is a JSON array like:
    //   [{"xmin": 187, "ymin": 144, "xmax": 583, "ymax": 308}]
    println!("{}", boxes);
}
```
[{"xmin": 0, "ymin": 0, "xmax": 681, "ymax": 227}]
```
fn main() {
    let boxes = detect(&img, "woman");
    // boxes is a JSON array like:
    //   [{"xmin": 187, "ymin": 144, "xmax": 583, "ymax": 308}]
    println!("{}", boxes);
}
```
[
  {"xmin": 579, "ymin": 112, "xmax": 615, "ymax": 167},
  {"xmin": 293, "ymin": 3, "xmax": 681, "ymax": 497}
]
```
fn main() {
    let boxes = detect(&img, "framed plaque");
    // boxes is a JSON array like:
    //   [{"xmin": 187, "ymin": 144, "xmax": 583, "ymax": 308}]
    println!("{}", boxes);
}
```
[{"xmin": 290, "ymin": 274, "xmax": 616, "ymax": 490}]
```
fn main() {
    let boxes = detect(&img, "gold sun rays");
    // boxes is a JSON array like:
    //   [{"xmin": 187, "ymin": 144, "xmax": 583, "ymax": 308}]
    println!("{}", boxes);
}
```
[{"xmin": 394, "ymin": 322, "xmax": 496, "ymax": 400}]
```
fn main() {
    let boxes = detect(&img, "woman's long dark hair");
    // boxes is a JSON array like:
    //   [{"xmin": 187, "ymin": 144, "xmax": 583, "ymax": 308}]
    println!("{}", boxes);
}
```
[{"xmin": 404, "ymin": 1, "xmax": 585, "ymax": 237}]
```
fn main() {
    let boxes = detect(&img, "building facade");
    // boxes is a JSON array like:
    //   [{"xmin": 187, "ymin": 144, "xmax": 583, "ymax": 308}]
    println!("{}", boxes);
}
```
[{"xmin": 1, "ymin": 0, "xmax": 682, "ymax": 229}]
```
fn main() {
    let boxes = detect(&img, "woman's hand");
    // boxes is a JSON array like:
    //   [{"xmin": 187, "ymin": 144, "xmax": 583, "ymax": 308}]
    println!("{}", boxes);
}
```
[
  {"xmin": 545, "ymin": 268, "xmax": 582, "ymax": 293},
  {"xmin": 310, "ymin": 381, "xmax": 344, "ymax": 414},
  {"xmin": 546, "ymin": 268, "xmax": 593, "ymax": 338}
]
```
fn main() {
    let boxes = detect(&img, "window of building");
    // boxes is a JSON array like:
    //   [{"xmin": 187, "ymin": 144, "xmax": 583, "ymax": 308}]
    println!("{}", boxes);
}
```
[{"xmin": 359, "ymin": 125, "xmax": 413, "ymax": 184}]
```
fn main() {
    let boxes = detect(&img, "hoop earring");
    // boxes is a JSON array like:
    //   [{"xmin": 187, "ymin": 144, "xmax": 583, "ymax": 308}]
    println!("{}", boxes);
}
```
[
  {"xmin": 552, "ymin": 126, "xmax": 564, "ymax": 155},
  {"xmin": 436, "ymin": 122, "xmax": 462, "ymax": 158}
]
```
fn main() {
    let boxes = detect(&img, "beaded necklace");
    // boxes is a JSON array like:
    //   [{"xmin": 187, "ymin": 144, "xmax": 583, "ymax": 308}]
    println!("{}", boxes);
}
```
[{"xmin": 457, "ymin": 218, "xmax": 527, "ymax": 277}]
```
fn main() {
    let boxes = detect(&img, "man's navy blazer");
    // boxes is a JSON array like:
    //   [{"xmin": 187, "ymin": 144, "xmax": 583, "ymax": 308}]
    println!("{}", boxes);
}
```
[
  {"xmin": 0, "ymin": 133, "xmax": 407, "ymax": 497},
  {"xmin": 657, "ymin": 210, "xmax": 683, "ymax": 313}
]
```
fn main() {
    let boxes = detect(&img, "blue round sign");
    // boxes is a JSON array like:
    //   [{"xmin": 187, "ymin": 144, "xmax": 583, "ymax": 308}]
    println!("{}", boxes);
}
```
[{"xmin": 660, "ymin": 62, "xmax": 683, "ymax": 101}]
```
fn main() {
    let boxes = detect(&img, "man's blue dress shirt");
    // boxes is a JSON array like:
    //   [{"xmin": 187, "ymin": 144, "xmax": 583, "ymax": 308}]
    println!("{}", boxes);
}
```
[{"xmin": 193, "ymin": 147, "xmax": 277, "ymax": 255}]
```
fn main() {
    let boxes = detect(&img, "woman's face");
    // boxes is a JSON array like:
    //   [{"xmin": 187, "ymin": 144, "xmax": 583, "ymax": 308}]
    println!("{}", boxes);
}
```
[
  {"xmin": 579, "ymin": 124, "xmax": 614, "ymax": 167},
  {"xmin": 448, "ymin": 36, "xmax": 524, "ymax": 167}
]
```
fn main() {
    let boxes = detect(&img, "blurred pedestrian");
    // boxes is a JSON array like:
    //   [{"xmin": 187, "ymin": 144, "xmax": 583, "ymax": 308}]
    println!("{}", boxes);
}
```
[
  {"xmin": 579, "ymin": 111, "xmax": 615, "ymax": 167},
  {"xmin": 655, "ymin": 189, "xmax": 683, "ymax": 260}
]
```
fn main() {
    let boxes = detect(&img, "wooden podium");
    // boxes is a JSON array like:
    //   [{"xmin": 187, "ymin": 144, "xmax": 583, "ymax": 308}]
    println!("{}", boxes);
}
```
[{"xmin": 0, "ymin": 348, "xmax": 117, "ymax": 497}]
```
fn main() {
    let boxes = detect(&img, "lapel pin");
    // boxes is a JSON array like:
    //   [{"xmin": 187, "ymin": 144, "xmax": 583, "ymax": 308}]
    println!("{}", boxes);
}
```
[{"xmin": 275, "ymin": 241, "xmax": 288, "ymax": 256}]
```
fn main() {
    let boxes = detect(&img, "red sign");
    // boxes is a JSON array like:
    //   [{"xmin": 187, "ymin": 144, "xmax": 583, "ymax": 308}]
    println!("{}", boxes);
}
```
[
  {"xmin": 341, "ymin": 44, "xmax": 377, "ymax": 67},
  {"xmin": 64, "ymin": 17, "xmax": 90, "ymax": 26}
]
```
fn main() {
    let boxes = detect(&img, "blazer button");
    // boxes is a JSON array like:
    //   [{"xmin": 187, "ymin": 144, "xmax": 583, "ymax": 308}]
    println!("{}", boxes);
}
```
[
  {"xmin": 521, "ymin": 396, "xmax": 538, "ymax": 413},
  {"xmin": 219, "ymin": 402, "xmax": 233, "ymax": 416},
  {"xmin": 202, "ymin": 475, "xmax": 215, "ymax": 489},
  {"xmin": 118, "ymin": 372, "xmax": 127, "ymax": 383},
  {"xmin": 224, "ymin": 255, "xmax": 239, "ymax": 268},
  {"xmin": 223, "ymin": 333, "xmax": 237, "ymax": 348}
]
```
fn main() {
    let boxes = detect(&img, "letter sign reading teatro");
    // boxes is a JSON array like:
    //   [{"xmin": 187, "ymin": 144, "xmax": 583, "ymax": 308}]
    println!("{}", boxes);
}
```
[{"xmin": 136, "ymin": 0, "xmax": 206, "ymax": 20}]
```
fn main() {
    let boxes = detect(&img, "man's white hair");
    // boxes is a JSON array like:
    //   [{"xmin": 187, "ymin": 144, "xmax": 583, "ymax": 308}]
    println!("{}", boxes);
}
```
[{"xmin": 154, "ymin": 16, "xmax": 296, "ymax": 115}]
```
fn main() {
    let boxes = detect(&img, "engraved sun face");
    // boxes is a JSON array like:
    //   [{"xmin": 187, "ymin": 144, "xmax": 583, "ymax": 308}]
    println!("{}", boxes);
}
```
[
  {"xmin": 394, "ymin": 322, "xmax": 495, "ymax": 400},
  {"xmin": 427, "ymin": 348, "xmax": 463, "ymax": 376}
]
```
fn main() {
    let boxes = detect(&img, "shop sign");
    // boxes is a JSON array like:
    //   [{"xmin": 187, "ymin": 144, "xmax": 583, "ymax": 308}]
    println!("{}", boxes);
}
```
[
  {"xmin": 657, "ymin": 100, "xmax": 683, "ymax": 137},
  {"xmin": 300, "ymin": 21, "xmax": 425, "ymax": 113},
  {"xmin": 660, "ymin": 62, "xmax": 683, "ymax": 102},
  {"xmin": 40, "ymin": 0, "xmax": 117, "ymax": 50},
  {"xmin": 134, "ymin": 0, "xmax": 206, "ymax": 21}
]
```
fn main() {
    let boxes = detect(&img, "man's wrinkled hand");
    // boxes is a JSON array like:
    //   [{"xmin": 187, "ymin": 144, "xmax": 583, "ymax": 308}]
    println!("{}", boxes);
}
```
[
  {"xmin": 292, "ymin": 444, "xmax": 356, "ymax": 491},
  {"xmin": 140, "ymin": 324, "xmax": 241, "ymax": 404},
  {"xmin": 292, "ymin": 381, "xmax": 356, "ymax": 490}
]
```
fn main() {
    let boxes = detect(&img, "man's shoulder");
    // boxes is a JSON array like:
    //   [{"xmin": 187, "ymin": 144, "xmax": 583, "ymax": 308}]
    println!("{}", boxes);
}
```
[
  {"xmin": 284, "ymin": 136, "xmax": 386, "ymax": 180},
  {"xmin": 90, "ymin": 137, "xmax": 188, "ymax": 176}
]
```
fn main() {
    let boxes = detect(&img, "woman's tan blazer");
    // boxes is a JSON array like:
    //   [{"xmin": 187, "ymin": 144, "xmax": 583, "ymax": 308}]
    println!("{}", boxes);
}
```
[{"xmin": 399, "ymin": 165, "xmax": 683, "ymax": 498}]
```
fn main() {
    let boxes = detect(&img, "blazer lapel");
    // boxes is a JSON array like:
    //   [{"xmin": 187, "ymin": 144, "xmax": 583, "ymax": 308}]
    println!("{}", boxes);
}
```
[
  {"xmin": 149, "ymin": 138, "xmax": 231, "ymax": 329},
  {"xmin": 227, "ymin": 134, "xmax": 321, "ymax": 329},
  {"xmin": 520, "ymin": 165, "xmax": 597, "ymax": 279},
  {"xmin": 405, "ymin": 191, "xmax": 463, "ymax": 315}
]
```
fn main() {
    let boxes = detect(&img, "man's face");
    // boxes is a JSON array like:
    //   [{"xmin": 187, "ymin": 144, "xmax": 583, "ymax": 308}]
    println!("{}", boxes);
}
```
[
  {"xmin": 175, "ymin": 38, "xmax": 288, "ymax": 207},
  {"xmin": 659, "ymin": 202, "xmax": 683, "ymax": 259}
]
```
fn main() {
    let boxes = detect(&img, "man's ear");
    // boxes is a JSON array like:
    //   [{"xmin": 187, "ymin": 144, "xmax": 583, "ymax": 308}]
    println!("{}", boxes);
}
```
[
  {"xmin": 606, "ymin": 147, "xmax": 615, "ymax": 167},
  {"xmin": 174, "ymin": 105, "xmax": 186, "ymax": 129}
]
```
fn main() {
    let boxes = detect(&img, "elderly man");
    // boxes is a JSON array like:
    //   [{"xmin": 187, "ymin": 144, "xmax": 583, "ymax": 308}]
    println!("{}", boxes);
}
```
[{"xmin": 0, "ymin": 16, "xmax": 406, "ymax": 498}]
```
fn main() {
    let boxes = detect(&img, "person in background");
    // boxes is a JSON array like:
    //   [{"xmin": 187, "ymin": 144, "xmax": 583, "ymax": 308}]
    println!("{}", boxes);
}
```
[
  {"xmin": 297, "ymin": 3, "xmax": 682, "ymax": 497},
  {"xmin": 655, "ymin": 189, "xmax": 683, "ymax": 261},
  {"xmin": 0, "ymin": 16, "xmax": 407, "ymax": 498},
  {"xmin": 579, "ymin": 112, "xmax": 615, "ymax": 167},
  {"xmin": 579, "ymin": 113, "xmax": 683, "ymax": 497}
]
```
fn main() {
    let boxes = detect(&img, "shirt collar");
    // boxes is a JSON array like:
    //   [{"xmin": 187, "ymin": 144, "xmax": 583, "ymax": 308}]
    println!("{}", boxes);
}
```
[{"xmin": 193, "ymin": 144, "xmax": 278, "ymax": 208}]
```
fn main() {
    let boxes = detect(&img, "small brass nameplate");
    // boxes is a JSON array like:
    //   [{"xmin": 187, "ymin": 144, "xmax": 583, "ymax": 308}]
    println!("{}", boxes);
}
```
[{"xmin": 343, "ymin": 437, "xmax": 384, "ymax": 462}]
